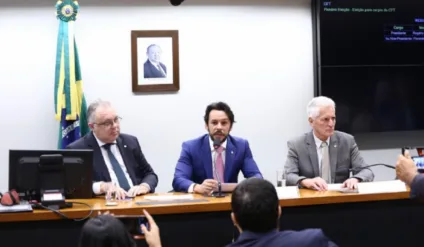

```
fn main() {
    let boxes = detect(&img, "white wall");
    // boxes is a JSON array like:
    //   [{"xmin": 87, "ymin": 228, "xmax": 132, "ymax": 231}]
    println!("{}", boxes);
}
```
[{"xmin": 0, "ymin": 0, "xmax": 396, "ymax": 193}]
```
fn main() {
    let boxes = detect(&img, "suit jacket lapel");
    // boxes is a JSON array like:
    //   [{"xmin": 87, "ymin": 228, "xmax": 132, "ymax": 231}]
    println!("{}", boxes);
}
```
[
  {"xmin": 201, "ymin": 136, "xmax": 213, "ymax": 179},
  {"xmin": 87, "ymin": 132, "xmax": 111, "ymax": 181},
  {"xmin": 116, "ymin": 136, "xmax": 137, "ymax": 185},
  {"xmin": 329, "ymin": 134, "xmax": 338, "ymax": 181},
  {"xmin": 224, "ymin": 137, "xmax": 236, "ymax": 182},
  {"xmin": 306, "ymin": 131, "xmax": 320, "ymax": 177}
]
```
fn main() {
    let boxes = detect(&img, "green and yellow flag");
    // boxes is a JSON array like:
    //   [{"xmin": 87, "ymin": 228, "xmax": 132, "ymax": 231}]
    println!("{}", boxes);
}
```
[{"xmin": 54, "ymin": 0, "xmax": 89, "ymax": 149}]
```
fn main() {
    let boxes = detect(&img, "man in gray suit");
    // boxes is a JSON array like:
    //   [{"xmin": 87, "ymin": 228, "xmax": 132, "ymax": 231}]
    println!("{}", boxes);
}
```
[{"xmin": 284, "ymin": 96, "xmax": 374, "ymax": 190}]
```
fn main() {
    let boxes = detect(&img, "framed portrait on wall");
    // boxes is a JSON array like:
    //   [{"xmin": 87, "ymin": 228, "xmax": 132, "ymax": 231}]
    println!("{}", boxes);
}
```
[{"xmin": 131, "ymin": 30, "xmax": 180, "ymax": 93}]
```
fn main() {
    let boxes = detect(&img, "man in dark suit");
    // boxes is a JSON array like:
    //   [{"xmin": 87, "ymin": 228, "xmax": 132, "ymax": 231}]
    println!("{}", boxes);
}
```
[
  {"xmin": 396, "ymin": 150, "xmax": 423, "ymax": 199},
  {"xmin": 143, "ymin": 44, "xmax": 167, "ymax": 79},
  {"xmin": 285, "ymin": 96, "xmax": 374, "ymax": 190},
  {"xmin": 172, "ymin": 102, "xmax": 263, "ymax": 194},
  {"xmin": 67, "ymin": 100, "xmax": 158, "ymax": 199},
  {"xmin": 227, "ymin": 178, "xmax": 338, "ymax": 247}
]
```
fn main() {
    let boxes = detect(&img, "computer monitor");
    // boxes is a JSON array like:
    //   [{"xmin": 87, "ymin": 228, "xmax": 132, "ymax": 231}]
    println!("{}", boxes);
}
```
[{"xmin": 8, "ymin": 149, "xmax": 93, "ymax": 201}]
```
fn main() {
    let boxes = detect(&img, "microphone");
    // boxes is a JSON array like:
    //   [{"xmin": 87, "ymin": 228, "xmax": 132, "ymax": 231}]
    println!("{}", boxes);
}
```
[
  {"xmin": 212, "ymin": 138, "xmax": 225, "ymax": 198},
  {"xmin": 349, "ymin": 163, "xmax": 396, "ymax": 173},
  {"xmin": 350, "ymin": 163, "xmax": 397, "ymax": 180},
  {"xmin": 169, "ymin": 0, "xmax": 184, "ymax": 6}
]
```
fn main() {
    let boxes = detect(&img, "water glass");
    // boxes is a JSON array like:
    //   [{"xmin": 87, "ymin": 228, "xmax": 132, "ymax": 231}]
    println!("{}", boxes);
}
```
[{"xmin": 276, "ymin": 170, "xmax": 286, "ymax": 187}]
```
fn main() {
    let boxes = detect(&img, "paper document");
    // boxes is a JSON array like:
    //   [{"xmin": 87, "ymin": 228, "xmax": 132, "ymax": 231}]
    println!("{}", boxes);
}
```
[
  {"xmin": 357, "ymin": 180, "xmax": 407, "ymax": 194},
  {"xmin": 327, "ymin": 183, "xmax": 358, "ymax": 193},
  {"xmin": 276, "ymin": 186, "xmax": 300, "ymax": 199},
  {"xmin": 0, "ymin": 204, "xmax": 33, "ymax": 213},
  {"xmin": 143, "ymin": 195, "xmax": 195, "ymax": 201}
]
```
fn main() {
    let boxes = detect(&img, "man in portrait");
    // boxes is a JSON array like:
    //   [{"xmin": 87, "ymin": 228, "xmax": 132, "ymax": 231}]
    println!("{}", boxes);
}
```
[{"xmin": 143, "ymin": 44, "xmax": 167, "ymax": 79}]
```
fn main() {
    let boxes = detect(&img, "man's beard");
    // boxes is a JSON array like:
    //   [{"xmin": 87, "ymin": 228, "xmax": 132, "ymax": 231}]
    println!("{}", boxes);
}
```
[{"xmin": 209, "ymin": 131, "xmax": 227, "ymax": 143}]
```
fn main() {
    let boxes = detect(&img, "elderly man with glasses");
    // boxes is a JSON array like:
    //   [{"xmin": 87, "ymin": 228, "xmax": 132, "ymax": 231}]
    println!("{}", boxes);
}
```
[{"xmin": 66, "ymin": 100, "xmax": 158, "ymax": 199}]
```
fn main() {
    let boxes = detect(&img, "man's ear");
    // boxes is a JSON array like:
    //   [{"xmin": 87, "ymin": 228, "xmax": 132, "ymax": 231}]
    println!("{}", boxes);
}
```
[
  {"xmin": 278, "ymin": 206, "xmax": 282, "ymax": 219},
  {"xmin": 88, "ymin": 123, "xmax": 95, "ymax": 130}
]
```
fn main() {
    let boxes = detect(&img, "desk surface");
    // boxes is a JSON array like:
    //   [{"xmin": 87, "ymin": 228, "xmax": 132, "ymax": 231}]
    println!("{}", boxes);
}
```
[{"xmin": 0, "ymin": 189, "xmax": 410, "ymax": 223}]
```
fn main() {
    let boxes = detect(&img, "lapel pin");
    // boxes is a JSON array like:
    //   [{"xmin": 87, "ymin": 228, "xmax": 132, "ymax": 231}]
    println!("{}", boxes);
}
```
[
  {"xmin": 334, "ymin": 144, "xmax": 337, "ymax": 148},
  {"xmin": 231, "ymin": 151, "xmax": 234, "ymax": 155},
  {"xmin": 124, "ymin": 145, "xmax": 127, "ymax": 148}
]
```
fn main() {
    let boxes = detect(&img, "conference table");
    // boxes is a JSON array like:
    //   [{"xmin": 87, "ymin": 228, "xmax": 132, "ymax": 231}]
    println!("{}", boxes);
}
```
[{"xmin": 0, "ymin": 188, "xmax": 422, "ymax": 247}]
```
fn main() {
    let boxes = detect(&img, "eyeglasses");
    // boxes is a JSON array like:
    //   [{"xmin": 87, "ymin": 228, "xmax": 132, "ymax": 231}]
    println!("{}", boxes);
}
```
[
  {"xmin": 95, "ymin": 117, "xmax": 122, "ymax": 129},
  {"xmin": 0, "ymin": 189, "xmax": 20, "ymax": 206}
]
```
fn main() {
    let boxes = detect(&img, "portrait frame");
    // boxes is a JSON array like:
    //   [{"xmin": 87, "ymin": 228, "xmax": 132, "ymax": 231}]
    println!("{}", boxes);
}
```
[{"xmin": 131, "ymin": 30, "xmax": 180, "ymax": 93}]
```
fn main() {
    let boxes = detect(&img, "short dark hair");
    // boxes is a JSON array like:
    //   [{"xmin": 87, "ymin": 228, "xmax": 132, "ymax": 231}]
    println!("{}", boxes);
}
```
[
  {"xmin": 203, "ymin": 102, "xmax": 235, "ymax": 126},
  {"xmin": 78, "ymin": 214, "xmax": 136, "ymax": 247},
  {"xmin": 231, "ymin": 178, "xmax": 279, "ymax": 233}
]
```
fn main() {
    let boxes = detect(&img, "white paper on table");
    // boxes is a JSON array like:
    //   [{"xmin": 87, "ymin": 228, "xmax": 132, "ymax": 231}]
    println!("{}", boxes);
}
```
[
  {"xmin": 357, "ymin": 180, "xmax": 407, "ymax": 194},
  {"xmin": 0, "ymin": 204, "xmax": 33, "ymax": 213},
  {"xmin": 327, "ymin": 183, "xmax": 358, "ymax": 193},
  {"xmin": 327, "ymin": 183, "xmax": 344, "ymax": 191},
  {"xmin": 143, "ymin": 195, "xmax": 195, "ymax": 201},
  {"xmin": 276, "ymin": 186, "xmax": 300, "ymax": 199}
]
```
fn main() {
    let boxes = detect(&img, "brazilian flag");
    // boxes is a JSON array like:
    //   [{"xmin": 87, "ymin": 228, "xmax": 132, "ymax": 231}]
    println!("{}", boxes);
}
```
[{"xmin": 54, "ymin": 0, "xmax": 89, "ymax": 149}]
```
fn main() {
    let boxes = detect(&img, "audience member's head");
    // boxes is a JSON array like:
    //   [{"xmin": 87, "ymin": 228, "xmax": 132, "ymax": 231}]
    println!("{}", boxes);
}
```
[
  {"xmin": 231, "ymin": 178, "xmax": 281, "ymax": 233},
  {"xmin": 79, "ymin": 214, "xmax": 136, "ymax": 247}
]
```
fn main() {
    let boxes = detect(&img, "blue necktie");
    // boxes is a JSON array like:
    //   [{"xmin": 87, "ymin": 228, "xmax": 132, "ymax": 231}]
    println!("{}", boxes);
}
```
[{"xmin": 103, "ymin": 143, "xmax": 131, "ymax": 191}]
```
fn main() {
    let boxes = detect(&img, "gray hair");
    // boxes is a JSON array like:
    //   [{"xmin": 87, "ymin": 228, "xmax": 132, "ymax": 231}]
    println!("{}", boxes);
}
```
[
  {"xmin": 307, "ymin": 96, "xmax": 335, "ymax": 119},
  {"xmin": 87, "ymin": 99, "xmax": 112, "ymax": 123}
]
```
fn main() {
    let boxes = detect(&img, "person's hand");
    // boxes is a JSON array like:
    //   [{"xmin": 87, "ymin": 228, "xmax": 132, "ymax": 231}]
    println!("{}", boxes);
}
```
[
  {"xmin": 300, "ymin": 177, "xmax": 328, "ymax": 191},
  {"xmin": 127, "ymin": 184, "xmax": 150, "ymax": 197},
  {"xmin": 396, "ymin": 150, "xmax": 419, "ymax": 185},
  {"xmin": 342, "ymin": 178, "xmax": 359, "ymax": 190},
  {"xmin": 194, "ymin": 179, "xmax": 218, "ymax": 195},
  {"xmin": 103, "ymin": 183, "xmax": 128, "ymax": 200},
  {"xmin": 141, "ymin": 209, "xmax": 162, "ymax": 247}
]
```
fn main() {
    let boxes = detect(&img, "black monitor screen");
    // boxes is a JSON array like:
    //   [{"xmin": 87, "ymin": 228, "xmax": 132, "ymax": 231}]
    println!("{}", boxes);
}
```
[
  {"xmin": 9, "ymin": 149, "xmax": 93, "ymax": 200},
  {"xmin": 314, "ymin": 0, "xmax": 424, "ymax": 134}
]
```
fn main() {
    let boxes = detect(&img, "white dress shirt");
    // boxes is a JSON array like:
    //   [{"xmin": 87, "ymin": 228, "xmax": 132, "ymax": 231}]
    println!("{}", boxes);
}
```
[
  {"xmin": 313, "ymin": 133, "xmax": 330, "ymax": 172},
  {"xmin": 92, "ymin": 135, "xmax": 134, "ymax": 194},
  {"xmin": 187, "ymin": 138, "xmax": 227, "ymax": 193}
]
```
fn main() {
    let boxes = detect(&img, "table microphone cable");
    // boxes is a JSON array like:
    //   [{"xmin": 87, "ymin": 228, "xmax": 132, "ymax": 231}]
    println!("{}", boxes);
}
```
[{"xmin": 30, "ymin": 201, "xmax": 93, "ymax": 222}]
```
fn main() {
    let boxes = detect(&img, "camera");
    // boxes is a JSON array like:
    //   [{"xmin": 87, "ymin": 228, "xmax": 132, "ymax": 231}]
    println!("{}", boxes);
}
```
[{"xmin": 402, "ymin": 147, "xmax": 424, "ymax": 172}]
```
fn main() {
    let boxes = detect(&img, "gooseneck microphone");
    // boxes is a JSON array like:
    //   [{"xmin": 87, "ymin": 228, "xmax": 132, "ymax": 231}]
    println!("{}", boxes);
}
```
[
  {"xmin": 350, "ymin": 163, "xmax": 396, "ymax": 173},
  {"xmin": 350, "ymin": 163, "xmax": 397, "ymax": 180},
  {"xmin": 212, "ymin": 138, "xmax": 225, "ymax": 198}
]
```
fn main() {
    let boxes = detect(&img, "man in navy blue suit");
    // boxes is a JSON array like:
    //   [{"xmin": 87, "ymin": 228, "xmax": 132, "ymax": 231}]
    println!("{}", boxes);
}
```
[
  {"xmin": 227, "ymin": 178, "xmax": 338, "ymax": 247},
  {"xmin": 67, "ymin": 100, "xmax": 158, "ymax": 199},
  {"xmin": 172, "ymin": 102, "xmax": 263, "ymax": 194}
]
